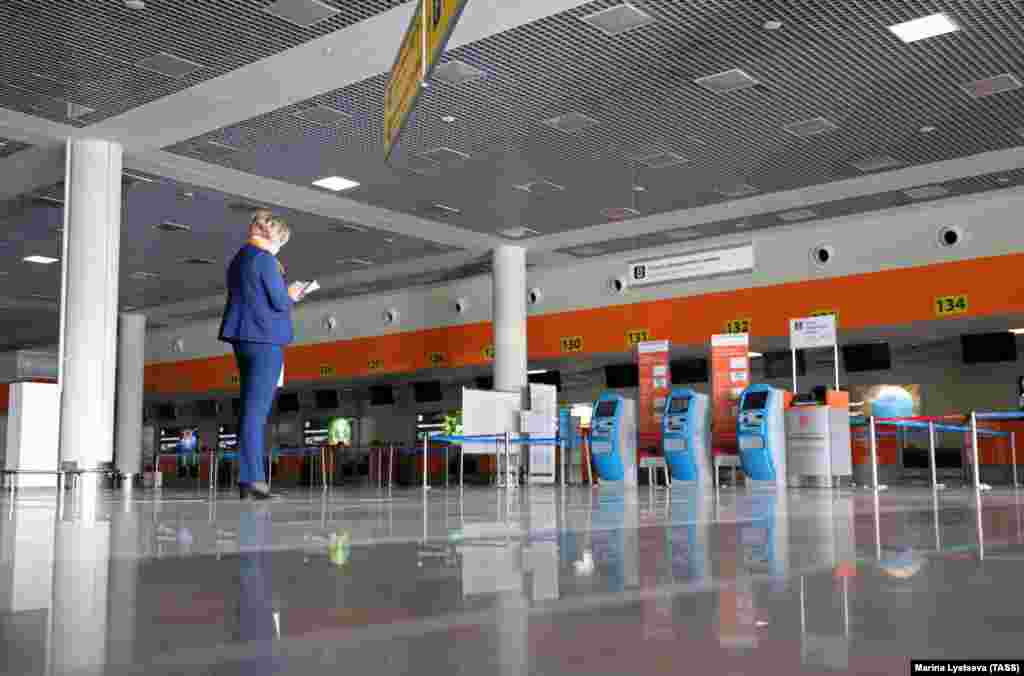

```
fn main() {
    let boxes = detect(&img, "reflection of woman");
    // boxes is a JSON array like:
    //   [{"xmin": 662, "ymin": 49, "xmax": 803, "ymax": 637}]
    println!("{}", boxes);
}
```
[{"xmin": 219, "ymin": 210, "xmax": 308, "ymax": 500}]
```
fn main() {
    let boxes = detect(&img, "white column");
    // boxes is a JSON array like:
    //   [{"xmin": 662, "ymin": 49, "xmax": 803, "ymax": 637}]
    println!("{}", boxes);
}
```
[
  {"xmin": 59, "ymin": 138, "xmax": 123, "ymax": 483},
  {"xmin": 115, "ymin": 313, "xmax": 146, "ymax": 483},
  {"xmin": 492, "ymin": 246, "xmax": 527, "ymax": 394}
]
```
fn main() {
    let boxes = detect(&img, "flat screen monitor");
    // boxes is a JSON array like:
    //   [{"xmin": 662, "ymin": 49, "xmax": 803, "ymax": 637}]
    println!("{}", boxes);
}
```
[
  {"xmin": 742, "ymin": 391, "xmax": 769, "ymax": 411},
  {"xmin": 594, "ymin": 400, "xmax": 618, "ymax": 418},
  {"xmin": 763, "ymin": 351, "xmax": 805, "ymax": 379},
  {"xmin": 528, "ymin": 370, "xmax": 562, "ymax": 390},
  {"xmin": 414, "ymin": 381, "xmax": 443, "ymax": 403},
  {"xmin": 156, "ymin": 403, "xmax": 176, "ymax": 420},
  {"xmin": 197, "ymin": 399, "xmax": 219, "ymax": 418},
  {"xmin": 671, "ymin": 359, "xmax": 709, "ymax": 384},
  {"xmin": 842, "ymin": 343, "xmax": 892, "ymax": 373},
  {"xmin": 370, "ymin": 386, "xmax": 394, "ymax": 406},
  {"xmin": 605, "ymin": 364, "xmax": 639, "ymax": 389},
  {"xmin": 232, "ymin": 398, "xmax": 242, "ymax": 416},
  {"xmin": 667, "ymin": 396, "xmax": 690, "ymax": 413},
  {"xmin": 277, "ymin": 393, "xmax": 300, "ymax": 413},
  {"xmin": 962, "ymin": 332, "xmax": 1018, "ymax": 365},
  {"xmin": 315, "ymin": 389, "xmax": 340, "ymax": 410},
  {"xmin": 474, "ymin": 376, "xmax": 494, "ymax": 390}
]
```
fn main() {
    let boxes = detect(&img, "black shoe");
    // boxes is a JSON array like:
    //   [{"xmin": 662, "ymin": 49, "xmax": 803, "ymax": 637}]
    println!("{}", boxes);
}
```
[{"xmin": 239, "ymin": 483, "xmax": 279, "ymax": 501}]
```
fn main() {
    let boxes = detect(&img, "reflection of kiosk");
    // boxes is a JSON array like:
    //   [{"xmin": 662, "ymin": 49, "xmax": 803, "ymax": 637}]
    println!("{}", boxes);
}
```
[
  {"xmin": 662, "ymin": 389, "xmax": 711, "ymax": 485},
  {"xmin": 737, "ymin": 385, "xmax": 787, "ymax": 487},
  {"xmin": 217, "ymin": 424, "xmax": 238, "ymax": 451},
  {"xmin": 303, "ymin": 419, "xmax": 330, "ymax": 447},
  {"xmin": 590, "ymin": 394, "xmax": 637, "ymax": 485}
]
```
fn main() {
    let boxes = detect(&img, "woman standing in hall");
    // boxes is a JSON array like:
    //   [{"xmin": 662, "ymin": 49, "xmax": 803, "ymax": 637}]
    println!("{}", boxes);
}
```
[{"xmin": 219, "ymin": 210, "xmax": 309, "ymax": 500}]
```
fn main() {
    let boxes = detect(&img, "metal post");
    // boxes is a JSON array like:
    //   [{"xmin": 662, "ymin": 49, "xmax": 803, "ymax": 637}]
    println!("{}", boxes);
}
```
[
  {"xmin": 791, "ymin": 347, "xmax": 798, "ymax": 394},
  {"xmin": 933, "ymin": 487, "xmax": 941, "ymax": 552},
  {"xmin": 833, "ymin": 343, "xmax": 840, "ymax": 392},
  {"xmin": 445, "ymin": 444, "xmax": 449, "ymax": 489},
  {"xmin": 974, "ymin": 485, "xmax": 985, "ymax": 561},
  {"xmin": 422, "ymin": 436, "xmax": 428, "ymax": 491},
  {"xmin": 1012, "ymin": 431, "xmax": 1018, "ymax": 489},
  {"xmin": 872, "ymin": 487, "xmax": 881, "ymax": 561},
  {"xmin": 928, "ymin": 422, "xmax": 938, "ymax": 491},
  {"xmin": 869, "ymin": 416, "xmax": 880, "ymax": 490},
  {"xmin": 505, "ymin": 432, "xmax": 512, "ymax": 489},
  {"xmin": 970, "ymin": 412, "xmax": 981, "ymax": 491}
]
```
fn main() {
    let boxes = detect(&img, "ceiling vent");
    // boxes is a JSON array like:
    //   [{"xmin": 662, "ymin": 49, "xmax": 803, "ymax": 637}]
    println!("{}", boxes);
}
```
[
  {"xmin": 904, "ymin": 185, "xmax": 950, "ymax": 200},
  {"xmin": 542, "ymin": 112, "xmax": 600, "ymax": 134},
  {"xmin": 718, "ymin": 183, "xmax": 759, "ymax": 198},
  {"xmin": 499, "ymin": 227, "xmax": 540, "ymax": 239},
  {"xmin": 632, "ymin": 151, "xmax": 689, "ymax": 169},
  {"xmin": 426, "ymin": 203, "xmax": 462, "ymax": 217},
  {"xmin": 962, "ymin": 73, "xmax": 1022, "ymax": 99},
  {"xmin": 123, "ymin": 170, "xmax": 159, "ymax": 184},
  {"xmin": 293, "ymin": 104, "xmax": 351, "ymax": 126},
  {"xmin": 180, "ymin": 257, "xmax": 217, "ymax": 266},
  {"xmin": 263, "ymin": 0, "xmax": 340, "ymax": 27},
  {"xmin": 135, "ymin": 52, "xmax": 203, "ymax": 79},
  {"xmin": 66, "ymin": 101, "xmax": 94, "ymax": 120},
  {"xmin": 581, "ymin": 3, "xmax": 656, "ymax": 36},
  {"xmin": 419, "ymin": 147, "xmax": 471, "ymax": 164},
  {"xmin": 130, "ymin": 271, "xmax": 160, "ymax": 281},
  {"xmin": 329, "ymin": 222, "xmax": 367, "ymax": 234},
  {"xmin": 570, "ymin": 246, "xmax": 606, "ymax": 257},
  {"xmin": 513, "ymin": 180, "xmax": 565, "ymax": 196},
  {"xmin": 601, "ymin": 207, "xmax": 640, "ymax": 221},
  {"xmin": 850, "ymin": 155, "xmax": 903, "ymax": 172},
  {"xmin": 156, "ymin": 221, "xmax": 192, "ymax": 233},
  {"xmin": 783, "ymin": 117, "xmax": 838, "ymax": 138},
  {"xmin": 694, "ymin": 69, "xmax": 760, "ymax": 94},
  {"xmin": 664, "ymin": 229, "xmax": 702, "ymax": 241},
  {"xmin": 431, "ymin": 60, "xmax": 485, "ymax": 86},
  {"xmin": 778, "ymin": 209, "xmax": 817, "ymax": 222}
]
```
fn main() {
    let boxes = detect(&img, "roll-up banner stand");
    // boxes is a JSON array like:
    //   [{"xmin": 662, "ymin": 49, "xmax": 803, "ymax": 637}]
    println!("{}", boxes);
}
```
[
  {"xmin": 636, "ymin": 340, "xmax": 671, "ymax": 460},
  {"xmin": 710, "ymin": 333, "xmax": 750, "ymax": 455}
]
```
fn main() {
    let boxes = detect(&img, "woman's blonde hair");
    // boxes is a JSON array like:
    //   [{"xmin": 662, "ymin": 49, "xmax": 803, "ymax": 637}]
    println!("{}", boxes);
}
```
[{"xmin": 248, "ymin": 209, "xmax": 291, "ymax": 244}]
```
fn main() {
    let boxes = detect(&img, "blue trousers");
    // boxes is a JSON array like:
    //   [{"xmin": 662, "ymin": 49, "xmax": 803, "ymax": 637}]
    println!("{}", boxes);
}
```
[{"xmin": 233, "ymin": 341, "xmax": 283, "ymax": 485}]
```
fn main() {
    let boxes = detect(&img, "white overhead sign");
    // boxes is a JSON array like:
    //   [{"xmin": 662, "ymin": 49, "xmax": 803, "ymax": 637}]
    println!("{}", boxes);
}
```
[
  {"xmin": 628, "ymin": 244, "xmax": 754, "ymax": 288},
  {"xmin": 789, "ymin": 315, "xmax": 837, "ymax": 350}
]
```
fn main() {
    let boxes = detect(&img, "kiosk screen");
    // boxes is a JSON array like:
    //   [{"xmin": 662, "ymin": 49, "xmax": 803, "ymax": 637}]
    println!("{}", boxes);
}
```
[
  {"xmin": 668, "ymin": 397, "xmax": 689, "ymax": 413},
  {"xmin": 741, "ymin": 391, "xmax": 768, "ymax": 411},
  {"xmin": 595, "ymin": 400, "xmax": 618, "ymax": 418}
]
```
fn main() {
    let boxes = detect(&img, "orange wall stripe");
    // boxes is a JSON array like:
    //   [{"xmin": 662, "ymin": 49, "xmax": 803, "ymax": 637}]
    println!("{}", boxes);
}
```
[{"xmin": 146, "ymin": 253, "xmax": 1024, "ymax": 395}]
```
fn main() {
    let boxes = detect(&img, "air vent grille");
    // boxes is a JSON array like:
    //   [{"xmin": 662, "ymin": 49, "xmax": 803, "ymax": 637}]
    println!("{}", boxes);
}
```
[
  {"xmin": 135, "ymin": 52, "xmax": 203, "ymax": 79},
  {"xmin": 694, "ymin": 69, "xmax": 760, "ymax": 94},
  {"xmin": 293, "ymin": 104, "xmax": 351, "ymax": 126},
  {"xmin": 633, "ymin": 151, "xmax": 689, "ymax": 169},
  {"xmin": 904, "ymin": 185, "xmax": 950, "ymax": 200},
  {"xmin": 130, "ymin": 271, "xmax": 161, "ymax": 280},
  {"xmin": 718, "ymin": 184, "xmax": 759, "ymax": 198},
  {"xmin": 783, "ymin": 117, "xmax": 838, "ymax": 138},
  {"xmin": 419, "ymin": 147, "xmax": 470, "ymax": 164},
  {"xmin": 431, "ymin": 60, "xmax": 485, "ymax": 86},
  {"xmin": 542, "ymin": 112, "xmax": 600, "ymax": 134},
  {"xmin": 778, "ymin": 209, "xmax": 817, "ymax": 222},
  {"xmin": 580, "ymin": 3, "xmax": 655, "ymax": 36},
  {"xmin": 962, "ymin": 73, "xmax": 1021, "ymax": 99},
  {"xmin": 263, "ymin": 0, "xmax": 340, "ymax": 27},
  {"xmin": 851, "ymin": 155, "xmax": 903, "ymax": 172}
]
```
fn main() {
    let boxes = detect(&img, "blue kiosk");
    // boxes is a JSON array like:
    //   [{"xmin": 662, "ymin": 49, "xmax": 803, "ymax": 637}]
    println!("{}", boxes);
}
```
[
  {"xmin": 590, "ymin": 393, "xmax": 637, "ymax": 485},
  {"xmin": 662, "ymin": 389, "xmax": 712, "ymax": 486},
  {"xmin": 737, "ymin": 385, "xmax": 788, "ymax": 488}
]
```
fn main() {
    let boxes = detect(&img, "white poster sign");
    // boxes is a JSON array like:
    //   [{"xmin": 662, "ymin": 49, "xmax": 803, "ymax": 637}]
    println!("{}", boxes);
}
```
[
  {"xmin": 629, "ymin": 245, "xmax": 754, "ymax": 288},
  {"xmin": 461, "ymin": 388, "xmax": 521, "ymax": 455},
  {"xmin": 789, "ymin": 316, "xmax": 837, "ymax": 351}
]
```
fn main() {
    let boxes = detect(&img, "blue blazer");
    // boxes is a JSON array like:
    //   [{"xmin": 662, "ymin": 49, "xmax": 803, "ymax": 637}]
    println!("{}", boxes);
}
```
[{"xmin": 218, "ymin": 245, "xmax": 294, "ymax": 345}]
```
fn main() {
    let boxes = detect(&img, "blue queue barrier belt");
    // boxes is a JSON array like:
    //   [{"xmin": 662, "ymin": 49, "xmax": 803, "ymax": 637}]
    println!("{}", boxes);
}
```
[
  {"xmin": 975, "ymin": 411, "xmax": 1024, "ymax": 421},
  {"xmin": 851, "ymin": 419, "xmax": 1010, "ymax": 437},
  {"xmin": 422, "ymin": 433, "xmax": 564, "ymax": 488}
]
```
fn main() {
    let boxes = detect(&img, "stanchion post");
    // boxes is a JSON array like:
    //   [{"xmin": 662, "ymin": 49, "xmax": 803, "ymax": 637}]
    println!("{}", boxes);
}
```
[
  {"xmin": 422, "ymin": 436, "xmax": 428, "ymax": 491},
  {"xmin": 970, "ymin": 412, "xmax": 981, "ymax": 491},
  {"xmin": 1012, "ymin": 431, "xmax": 1018, "ymax": 489},
  {"xmin": 869, "ymin": 416, "xmax": 879, "ymax": 490},
  {"xmin": 928, "ymin": 421, "xmax": 938, "ymax": 491}
]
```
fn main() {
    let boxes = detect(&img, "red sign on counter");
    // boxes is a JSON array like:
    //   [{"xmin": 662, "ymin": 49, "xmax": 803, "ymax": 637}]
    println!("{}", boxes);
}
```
[
  {"xmin": 710, "ymin": 333, "xmax": 750, "ymax": 454},
  {"xmin": 636, "ymin": 340, "xmax": 671, "ymax": 458}
]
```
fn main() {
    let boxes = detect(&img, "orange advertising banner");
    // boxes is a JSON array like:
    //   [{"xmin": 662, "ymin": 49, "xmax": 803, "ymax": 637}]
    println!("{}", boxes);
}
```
[
  {"xmin": 636, "ymin": 340, "xmax": 671, "ymax": 458},
  {"xmin": 710, "ymin": 334, "xmax": 749, "ymax": 454}
]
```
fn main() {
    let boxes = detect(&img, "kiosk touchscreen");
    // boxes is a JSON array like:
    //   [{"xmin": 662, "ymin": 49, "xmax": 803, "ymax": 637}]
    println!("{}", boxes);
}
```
[
  {"xmin": 662, "ymin": 389, "xmax": 711, "ymax": 485},
  {"xmin": 589, "ymin": 394, "xmax": 637, "ymax": 485},
  {"xmin": 737, "ymin": 385, "xmax": 787, "ymax": 487}
]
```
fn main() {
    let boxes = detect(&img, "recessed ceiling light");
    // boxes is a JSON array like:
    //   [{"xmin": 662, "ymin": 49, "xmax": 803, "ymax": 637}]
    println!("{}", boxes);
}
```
[
  {"xmin": 748, "ymin": 352, "xmax": 764, "ymax": 358},
  {"xmin": 778, "ymin": 209, "xmax": 817, "ymax": 222},
  {"xmin": 429, "ymin": 203, "xmax": 461, "ymax": 216},
  {"xmin": 383, "ymin": 237, "xmax": 395, "ymax": 243},
  {"xmin": 783, "ymin": 117, "xmax": 838, "ymax": 138},
  {"xmin": 632, "ymin": 185, "xmax": 647, "ymax": 192},
  {"xmin": 514, "ymin": 180, "xmax": 565, "ymax": 196},
  {"xmin": 343, "ymin": 258, "xmax": 373, "ymax": 266},
  {"xmin": 997, "ymin": 176, "xmax": 1012, "ymax": 184},
  {"xmin": 904, "ymin": 185, "xmax": 950, "ymax": 200},
  {"xmin": 156, "ymin": 221, "xmax": 193, "ymax": 233},
  {"xmin": 718, "ymin": 184, "xmax": 760, "ymax": 198},
  {"xmin": 130, "ymin": 271, "xmax": 160, "ymax": 280},
  {"xmin": 888, "ymin": 13, "xmax": 959, "ymax": 44},
  {"xmin": 263, "ymin": 0, "xmax": 340, "ymax": 27},
  {"xmin": 499, "ymin": 227, "xmax": 540, "ymax": 239},
  {"xmin": 441, "ymin": 115, "xmax": 456, "ymax": 123},
  {"xmin": 312, "ymin": 176, "xmax": 360, "ymax": 191},
  {"xmin": 135, "ymin": 52, "xmax": 203, "ymax": 79},
  {"xmin": 542, "ymin": 112, "xmax": 600, "ymax": 134},
  {"xmin": 694, "ymin": 68, "xmax": 760, "ymax": 94},
  {"xmin": 431, "ymin": 60, "xmax": 485, "ymax": 86},
  {"xmin": 762, "ymin": 20, "xmax": 783, "ymax": 31},
  {"xmin": 601, "ymin": 207, "xmax": 640, "ymax": 221},
  {"xmin": 24, "ymin": 255, "xmax": 58, "ymax": 264},
  {"xmin": 124, "ymin": 0, "xmax": 146, "ymax": 8},
  {"xmin": 581, "ymin": 3, "xmax": 656, "ymax": 36},
  {"xmin": 962, "ymin": 73, "xmax": 1022, "ymax": 100},
  {"xmin": 664, "ymin": 229, "xmax": 702, "ymax": 241},
  {"xmin": 850, "ymin": 155, "xmax": 903, "ymax": 172},
  {"xmin": 919, "ymin": 125, "xmax": 937, "ymax": 134}
]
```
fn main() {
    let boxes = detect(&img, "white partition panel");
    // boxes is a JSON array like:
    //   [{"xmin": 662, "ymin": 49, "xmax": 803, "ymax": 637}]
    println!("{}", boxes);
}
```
[
  {"xmin": 461, "ymin": 388, "xmax": 521, "ymax": 455},
  {"xmin": 6, "ymin": 382, "xmax": 60, "ymax": 488}
]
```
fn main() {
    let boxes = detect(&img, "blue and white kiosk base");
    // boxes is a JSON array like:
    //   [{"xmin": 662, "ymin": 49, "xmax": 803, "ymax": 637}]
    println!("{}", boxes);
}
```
[
  {"xmin": 590, "ymin": 393, "xmax": 638, "ymax": 486},
  {"xmin": 737, "ymin": 385, "xmax": 788, "ymax": 490},
  {"xmin": 662, "ymin": 389, "xmax": 712, "ymax": 487}
]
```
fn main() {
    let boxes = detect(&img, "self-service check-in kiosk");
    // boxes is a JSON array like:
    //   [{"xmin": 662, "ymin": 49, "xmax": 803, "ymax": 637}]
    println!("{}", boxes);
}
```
[
  {"xmin": 662, "ymin": 389, "xmax": 711, "ymax": 485},
  {"xmin": 737, "ymin": 385, "xmax": 787, "ymax": 488},
  {"xmin": 590, "ymin": 393, "xmax": 637, "ymax": 485}
]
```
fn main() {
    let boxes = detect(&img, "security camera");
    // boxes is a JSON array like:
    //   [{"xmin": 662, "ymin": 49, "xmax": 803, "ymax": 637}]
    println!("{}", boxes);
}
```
[
  {"xmin": 609, "ymin": 276, "xmax": 628, "ymax": 294},
  {"xmin": 937, "ymin": 226, "xmax": 964, "ymax": 248},
  {"xmin": 322, "ymin": 315, "xmax": 338, "ymax": 332},
  {"xmin": 810, "ymin": 244, "xmax": 835, "ymax": 268},
  {"xmin": 528, "ymin": 288, "xmax": 543, "ymax": 306},
  {"xmin": 382, "ymin": 308, "xmax": 400, "ymax": 325},
  {"xmin": 454, "ymin": 298, "xmax": 469, "ymax": 315}
]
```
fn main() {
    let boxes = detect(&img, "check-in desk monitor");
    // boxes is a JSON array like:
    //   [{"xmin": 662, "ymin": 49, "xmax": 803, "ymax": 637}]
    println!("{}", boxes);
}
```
[
  {"xmin": 590, "ymin": 394, "xmax": 637, "ymax": 485},
  {"xmin": 737, "ymin": 385, "xmax": 787, "ymax": 486},
  {"xmin": 662, "ymin": 389, "xmax": 711, "ymax": 484}
]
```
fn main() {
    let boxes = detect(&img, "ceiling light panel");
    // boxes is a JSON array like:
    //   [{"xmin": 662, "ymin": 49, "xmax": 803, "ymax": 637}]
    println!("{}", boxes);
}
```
[
  {"xmin": 431, "ymin": 60, "xmax": 485, "ymax": 86},
  {"xmin": 499, "ymin": 227, "xmax": 540, "ymax": 239},
  {"xmin": 24, "ymin": 256, "xmax": 59, "ymax": 264},
  {"xmin": 513, "ymin": 180, "xmax": 565, "ymax": 196},
  {"xmin": 293, "ymin": 104, "xmax": 352, "ymax": 126},
  {"xmin": 542, "ymin": 112, "xmax": 600, "ymax": 134},
  {"xmin": 264, "ymin": 0, "xmax": 340, "ymax": 27},
  {"xmin": 312, "ymin": 176, "xmax": 360, "ymax": 191},
  {"xmin": 904, "ymin": 185, "xmax": 950, "ymax": 200},
  {"xmin": 962, "ymin": 73, "xmax": 1022, "ymax": 99},
  {"xmin": 850, "ymin": 155, "xmax": 904, "ymax": 172},
  {"xmin": 135, "ymin": 52, "xmax": 203, "ymax": 79},
  {"xmin": 664, "ymin": 229, "xmax": 702, "ymax": 241},
  {"xmin": 694, "ymin": 68, "xmax": 760, "ymax": 94},
  {"xmin": 419, "ymin": 147, "xmax": 471, "ymax": 164},
  {"xmin": 783, "ymin": 117, "xmax": 838, "ymax": 138},
  {"xmin": 633, "ymin": 151, "xmax": 689, "ymax": 169},
  {"xmin": 570, "ymin": 246, "xmax": 606, "ymax": 257},
  {"xmin": 778, "ymin": 209, "xmax": 817, "ymax": 222},
  {"xmin": 718, "ymin": 184, "xmax": 760, "ymax": 198},
  {"xmin": 581, "ymin": 3, "xmax": 656, "ymax": 36},
  {"xmin": 601, "ymin": 207, "xmax": 640, "ymax": 221},
  {"xmin": 888, "ymin": 13, "xmax": 960, "ymax": 44},
  {"xmin": 155, "ymin": 221, "xmax": 193, "ymax": 233}
]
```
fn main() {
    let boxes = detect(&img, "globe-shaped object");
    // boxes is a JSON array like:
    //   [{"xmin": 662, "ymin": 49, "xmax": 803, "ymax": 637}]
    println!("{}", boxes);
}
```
[{"xmin": 870, "ymin": 386, "xmax": 914, "ymax": 419}]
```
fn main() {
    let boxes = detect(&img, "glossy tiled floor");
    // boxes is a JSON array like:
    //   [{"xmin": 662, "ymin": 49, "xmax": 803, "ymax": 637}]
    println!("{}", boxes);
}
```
[{"xmin": 0, "ymin": 482, "xmax": 1021, "ymax": 675}]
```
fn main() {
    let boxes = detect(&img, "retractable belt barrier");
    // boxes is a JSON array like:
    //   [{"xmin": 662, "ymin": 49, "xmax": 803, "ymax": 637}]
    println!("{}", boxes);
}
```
[{"xmin": 423, "ymin": 433, "xmax": 565, "ymax": 490}]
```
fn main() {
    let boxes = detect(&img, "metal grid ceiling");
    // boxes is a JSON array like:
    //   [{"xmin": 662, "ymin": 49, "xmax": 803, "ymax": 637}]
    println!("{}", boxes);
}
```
[
  {"xmin": 0, "ymin": 0, "xmax": 412, "ymax": 125},
  {"xmin": 166, "ymin": 0, "xmax": 1024, "ymax": 237},
  {"xmin": 558, "ymin": 166, "xmax": 1024, "ymax": 258}
]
